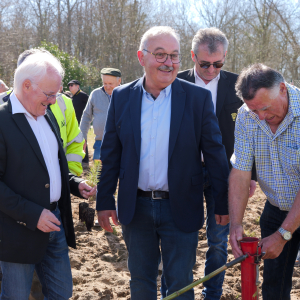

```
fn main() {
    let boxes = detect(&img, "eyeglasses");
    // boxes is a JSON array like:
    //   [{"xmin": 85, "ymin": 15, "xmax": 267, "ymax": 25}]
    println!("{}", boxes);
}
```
[
  {"xmin": 69, "ymin": 84, "xmax": 75, "ymax": 87},
  {"xmin": 195, "ymin": 54, "xmax": 224, "ymax": 69},
  {"xmin": 143, "ymin": 49, "xmax": 182, "ymax": 64},
  {"xmin": 36, "ymin": 85, "xmax": 58, "ymax": 101}
]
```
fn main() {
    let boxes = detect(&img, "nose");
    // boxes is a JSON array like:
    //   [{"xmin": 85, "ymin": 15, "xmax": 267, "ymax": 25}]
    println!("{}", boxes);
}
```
[
  {"xmin": 164, "ymin": 54, "xmax": 173, "ymax": 66},
  {"xmin": 49, "ymin": 97, "xmax": 57, "ymax": 105},
  {"xmin": 257, "ymin": 111, "xmax": 267, "ymax": 120},
  {"xmin": 207, "ymin": 64, "xmax": 215, "ymax": 72}
]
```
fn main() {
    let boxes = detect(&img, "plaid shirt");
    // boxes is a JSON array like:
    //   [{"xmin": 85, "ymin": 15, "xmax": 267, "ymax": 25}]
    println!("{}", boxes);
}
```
[{"xmin": 231, "ymin": 83, "xmax": 300, "ymax": 211}]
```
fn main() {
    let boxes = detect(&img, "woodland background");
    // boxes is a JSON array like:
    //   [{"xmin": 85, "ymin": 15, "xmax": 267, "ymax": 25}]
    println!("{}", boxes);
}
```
[{"xmin": 0, "ymin": 0, "xmax": 300, "ymax": 89}]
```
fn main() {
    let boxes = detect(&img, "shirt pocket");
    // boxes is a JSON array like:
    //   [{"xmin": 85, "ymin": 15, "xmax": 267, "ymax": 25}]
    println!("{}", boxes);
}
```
[{"xmin": 279, "ymin": 146, "xmax": 300, "ymax": 176}]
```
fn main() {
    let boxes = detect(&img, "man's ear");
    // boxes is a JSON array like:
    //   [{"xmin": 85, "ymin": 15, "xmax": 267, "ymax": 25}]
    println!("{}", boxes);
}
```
[
  {"xmin": 23, "ymin": 79, "xmax": 32, "ymax": 92},
  {"xmin": 191, "ymin": 50, "xmax": 196, "ymax": 63},
  {"xmin": 137, "ymin": 50, "xmax": 145, "ymax": 67}
]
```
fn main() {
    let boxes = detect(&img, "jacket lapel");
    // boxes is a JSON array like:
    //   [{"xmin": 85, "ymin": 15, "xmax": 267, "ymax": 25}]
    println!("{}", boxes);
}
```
[
  {"xmin": 129, "ymin": 78, "xmax": 143, "ymax": 159},
  {"xmin": 185, "ymin": 68, "xmax": 196, "ymax": 83},
  {"xmin": 10, "ymin": 100, "xmax": 47, "ymax": 171},
  {"xmin": 169, "ymin": 79, "xmax": 186, "ymax": 161},
  {"xmin": 216, "ymin": 70, "xmax": 228, "ymax": 118}
]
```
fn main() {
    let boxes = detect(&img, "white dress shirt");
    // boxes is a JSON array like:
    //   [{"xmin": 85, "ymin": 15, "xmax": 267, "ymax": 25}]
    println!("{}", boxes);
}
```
[
  {"xmin": 194, "ymin": 67, "xmax": 220, "ymax": 113},
  {"xmin": 10, "ymin": 92, "xmax": 61, "ymax": 203},
  {"xmin": 194, "ymin": 67, "xmax": 220, "ymax": 161},
  {"xmin": 138, "ymin": 82, "xmax": 172, "ymax": 192}
]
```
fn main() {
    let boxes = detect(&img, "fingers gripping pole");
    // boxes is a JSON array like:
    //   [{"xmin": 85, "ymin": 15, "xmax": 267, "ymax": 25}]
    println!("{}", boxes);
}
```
[{"xmin": 163, "ymin": 254, "xmax": 248, "ymax": 300}]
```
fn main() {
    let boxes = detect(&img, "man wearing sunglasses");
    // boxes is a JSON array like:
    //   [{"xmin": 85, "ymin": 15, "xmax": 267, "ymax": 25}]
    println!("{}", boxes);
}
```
[{"xmin": 177, "ymin": 28, "xmax": 257, "ymax": 300}]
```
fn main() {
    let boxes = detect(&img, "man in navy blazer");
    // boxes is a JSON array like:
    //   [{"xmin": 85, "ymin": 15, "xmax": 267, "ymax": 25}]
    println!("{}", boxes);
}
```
[{"xmin": 96, "ymin": 26, "xmax": 229, "ymax": 300}]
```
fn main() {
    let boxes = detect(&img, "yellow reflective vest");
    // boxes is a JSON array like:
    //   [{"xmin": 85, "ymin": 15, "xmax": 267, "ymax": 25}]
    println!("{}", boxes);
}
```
[
  {"xmin": 50, "ymin": 94, "xmax": 85, "ymax": 176},
  {"xmin": 0, "ymin": 89, "xmax": 12, "ymax": 104}
]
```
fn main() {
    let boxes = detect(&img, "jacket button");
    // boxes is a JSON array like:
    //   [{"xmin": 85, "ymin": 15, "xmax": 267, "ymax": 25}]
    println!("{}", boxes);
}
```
[{"xmin": 45, "ymin": 184, "xmax": 50, "ymax": 188}]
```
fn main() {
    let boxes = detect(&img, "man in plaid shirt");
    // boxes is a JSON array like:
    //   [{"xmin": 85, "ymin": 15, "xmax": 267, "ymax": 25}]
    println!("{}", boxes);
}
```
[{"xmin": 229, "ymin": 63, "xmax": 300, "ymax": 299}]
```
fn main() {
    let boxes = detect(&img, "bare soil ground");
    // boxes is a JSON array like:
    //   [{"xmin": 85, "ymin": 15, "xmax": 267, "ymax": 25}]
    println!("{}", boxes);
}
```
[
  {"xmin": 27, "ymin": 130, "xmax": 300, "ymax": 299},
  {"xmin": 69, "ymin": 159, "xmax": 300, "ymax": 300}
]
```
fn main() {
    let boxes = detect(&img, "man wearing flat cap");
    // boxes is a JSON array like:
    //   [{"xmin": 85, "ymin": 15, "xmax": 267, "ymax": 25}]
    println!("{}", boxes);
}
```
[{"xmin": 80, "ymin": 68, "xmax": 121, "ymax": 161}]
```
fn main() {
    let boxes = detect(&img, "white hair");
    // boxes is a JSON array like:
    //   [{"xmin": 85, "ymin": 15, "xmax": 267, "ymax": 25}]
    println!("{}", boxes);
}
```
[
  {"xmin": 0, "ymin": 80, "xmax": 8, "ymax": 89},
  {"xmin": 14, "ymin": 52, "xmax": 65, "ymax": 94},
  {"xmin": 139, "ymin": 26, "xmax": 180, "ymax": 51}
]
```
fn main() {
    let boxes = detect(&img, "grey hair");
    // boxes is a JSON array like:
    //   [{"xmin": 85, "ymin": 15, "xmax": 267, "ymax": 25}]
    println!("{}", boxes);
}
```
[
  {"xmin": 139, "ymin": 26, "xmax": 180, "ymax": 51},
  {"xmin": 192, "ymin": 28, "xmax": 228, "ymax": 55},
  {"xmin": 14, "ymin": 52, "xmax": 65, "ymax": 94},
  {"xmin": 235, "ymin": 63, "xmax": 285, "ymax": 101},
  {"xmin": 17, "ymin": 48, "xmax": 51, "ymax": 67},
  {"xmin": 0, "ymin": 80, "xmax": 8, "ymax": 89}
]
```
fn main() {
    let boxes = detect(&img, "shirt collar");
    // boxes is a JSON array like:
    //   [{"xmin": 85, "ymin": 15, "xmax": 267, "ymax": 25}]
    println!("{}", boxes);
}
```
[
  {"xmin": 10, "ymin": 92, "xmax": 35, "ymax": 120},
  {"xmin": 194, "ymin": 66, "xmax": 220, "ymax": 85},
  {"xmin": 102, "ymin": 86, "xmax": 111, "ymax": 99},
  {"xmin": 286, "ymin": 83, "xmax": 300, "ymax": 117},
  {"xmin": 141, "ymin": 75, "xmax": 172, "ymax": 99}
]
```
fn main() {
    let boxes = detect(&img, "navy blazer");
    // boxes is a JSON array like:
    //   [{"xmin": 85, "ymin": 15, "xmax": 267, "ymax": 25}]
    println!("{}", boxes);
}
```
[{"xmin": 96, "ymin": 77, "xmax": 229, "ymax": 233}]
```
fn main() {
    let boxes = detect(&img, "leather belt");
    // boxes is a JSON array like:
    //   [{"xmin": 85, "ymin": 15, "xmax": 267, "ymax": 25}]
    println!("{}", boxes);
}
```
[
  {"xmin": 137, "ymin": 189, "xmax": 169, "ymax": 199},
  {"xmin": 50, "ymin": 201, "xmax": 58, "ymax": 211}
]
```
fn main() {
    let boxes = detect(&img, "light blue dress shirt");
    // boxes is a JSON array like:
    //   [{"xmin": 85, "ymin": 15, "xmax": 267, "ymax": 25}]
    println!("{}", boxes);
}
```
[{"xmin": 138, "ymin": 82, "xmax": 172, "ymax": 191}]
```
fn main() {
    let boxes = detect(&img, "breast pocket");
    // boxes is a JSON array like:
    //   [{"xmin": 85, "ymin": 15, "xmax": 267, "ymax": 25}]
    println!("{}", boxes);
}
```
[{"xmin": 280, "ymin": 146, "xmax": 300, "ymax": 176}]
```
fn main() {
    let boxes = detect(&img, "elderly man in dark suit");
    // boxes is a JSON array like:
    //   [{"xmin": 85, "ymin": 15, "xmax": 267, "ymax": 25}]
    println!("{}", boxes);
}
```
[
  {"xmin": 0, "ymin": 52, "xmax": 95, "ymax": 299},
  {"xmin": 176, "ymin": 28, "xmax": 256, "ymax": 300},
  {"xmin": 96, "ymin": 26, "xmax": 229, "ymax": 300}
]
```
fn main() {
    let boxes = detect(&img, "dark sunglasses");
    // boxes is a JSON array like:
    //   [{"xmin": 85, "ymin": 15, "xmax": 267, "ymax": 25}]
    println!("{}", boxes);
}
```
[
  {"xmin": 69, "ymin": 84, "xmax": 74, "ymax": 87},
  {"xmin": 195, "ymin": 54, "xmax": 224, "ymax": 69}
]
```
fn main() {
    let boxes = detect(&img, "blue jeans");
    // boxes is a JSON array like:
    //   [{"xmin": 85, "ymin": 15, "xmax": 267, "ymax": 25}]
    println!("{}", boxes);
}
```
[
  {"xmin": 260, "ymin": 200, "xmax": 300, "ymax": 300},
  {"xmin": 160, "ymin": 166, "xmax": 229, "ymax": 300},
  {"xmin": 0, "ymin": 206, "xmax": 73, "ymax": 300},
  {"xmin": 122, "ymin": 196, "xmax": 199, "ymax": 300},
  {"xmin": 93, "ymin": 140, "xmax": 102, "ymax": 160},
  {"xmin": 202, "ymin": 166, "xmax": 229, "ymax": 300}
]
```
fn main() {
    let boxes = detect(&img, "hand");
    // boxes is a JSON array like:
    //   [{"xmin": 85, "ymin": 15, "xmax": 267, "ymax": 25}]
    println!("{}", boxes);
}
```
[
  {"xmin": 259, "ymin": 231, "xmax": 287, "ymax": 259},
  {"xmin": 249, "ymin": 180, "xmax": 257, "ymax": 198},
  {"xmin": 229, "ymin": 224, "xmax": 244, "ymax": 258},
  {"xmin": 83, "ymin": 141, "xmax": 87, "ymax": 152},
  {"xmin": 78, "ymin": 180, "xmax": 97, "ymax": 199},
  {"xmin": 97, "ymin": 210, "xmax": 119, "ymax": 232},
  {"xmin": 37, "ymin": 209, "xmax": 61, "ymax": 232},
  {"xmin": 215, "ymin": 214, "xmax": 229, "ymax": 226}
]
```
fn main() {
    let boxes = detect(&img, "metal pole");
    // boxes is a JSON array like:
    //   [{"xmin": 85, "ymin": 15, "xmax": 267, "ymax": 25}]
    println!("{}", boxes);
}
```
[{"xmin": 163, "ymin": 254, "xmax": 248, "ymax": 300}]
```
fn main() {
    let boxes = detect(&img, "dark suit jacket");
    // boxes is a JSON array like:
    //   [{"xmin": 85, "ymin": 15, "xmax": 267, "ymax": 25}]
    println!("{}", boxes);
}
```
[
  {"xmin": 96, "ymin": 78, "xmax": 229, "ymax": 233},
  {"xmin": 177, "ymin": 69, "xmax": 257, "ymax": 180},
  {"xmin": 0, "ymin": 100, "xmax": 82, "ymax": 264},
  {"xmin": 72, "ymin": 90, "xmax": 89, "ymax": 123}
]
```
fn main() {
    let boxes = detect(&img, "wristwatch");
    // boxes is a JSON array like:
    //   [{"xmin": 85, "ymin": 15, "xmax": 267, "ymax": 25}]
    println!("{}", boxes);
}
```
[{"xmin": 278, "ymin": 227, "xmax": 292, "ymax": 241}]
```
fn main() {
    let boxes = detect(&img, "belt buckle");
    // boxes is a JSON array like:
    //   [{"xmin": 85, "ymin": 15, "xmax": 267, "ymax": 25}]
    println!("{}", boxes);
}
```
[{"xmin": 152, "ymin": 191, "xmax": 162, "ymax": 199}]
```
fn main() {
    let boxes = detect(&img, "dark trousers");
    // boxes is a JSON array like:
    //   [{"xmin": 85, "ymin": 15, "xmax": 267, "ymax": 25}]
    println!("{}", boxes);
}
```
[{"xmin": 260, "ymin": 200, "xmax": 300, "ymax": 300}]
